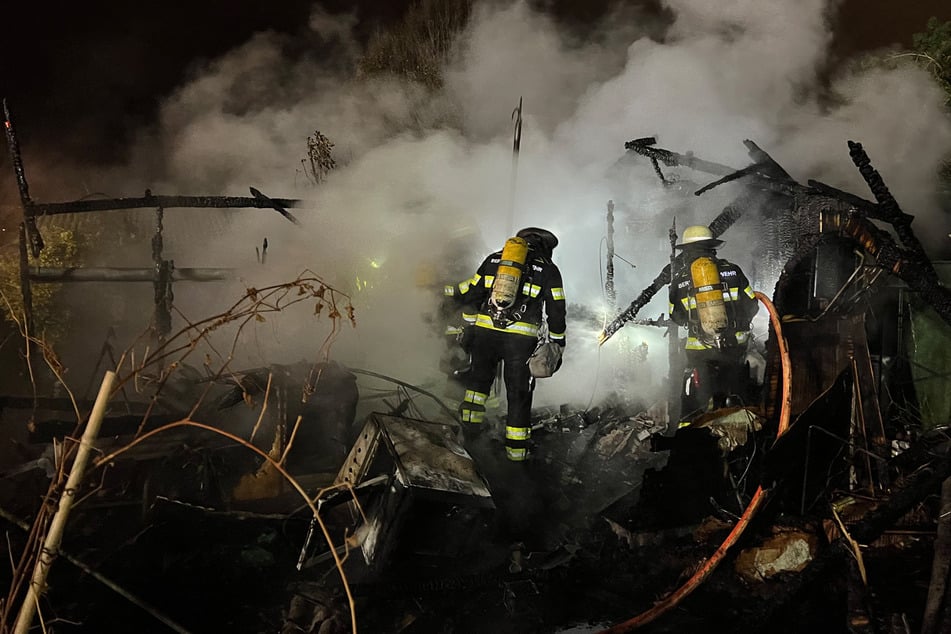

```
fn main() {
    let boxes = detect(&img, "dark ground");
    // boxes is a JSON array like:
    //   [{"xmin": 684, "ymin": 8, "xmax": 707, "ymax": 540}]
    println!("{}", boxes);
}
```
[{"xmin": 0, "ymin": 401, "xmax": 936, "ymax": 634}]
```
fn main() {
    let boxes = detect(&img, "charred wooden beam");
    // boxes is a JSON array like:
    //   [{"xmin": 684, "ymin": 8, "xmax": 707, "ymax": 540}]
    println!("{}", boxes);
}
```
[
  {"xmin": 28, "ymin": 267, "xmax": 231, "ymax": 283},
  {"xmin": 851, "ymin": 456, "xmax": 951, "ymax": 545},
  {"xmin": 2, "ymin": 102, "xmax": 31, "ymax": 207},
  {"xmin": 847, "ymin": 141, "xmax": 934, "ymax": 275},
  {"xmin": 599, "ymin": 200, "xmax": 748, "ymax": 344},
  {"xmin": 807, "ymin": 180, "xmax": 885, "ymax": 220},
  {"xmin": 249, "ymin": 187, "xmax": 301, "ymax": 225},
  {"xmin": 624, "ymin": 137, "xmax": 736, "ymax": 176},
  {"xmin": 693, "ymin": 161, "xmax": 771, "ymax": 196},
  {"xmin": 26, "ymin": 191, "xmax": 305, "ymax": 216},
  {"xmin": 691, "ymin": 140, "xmax": 797, "ymax": 197},
  {"xmin": 606, "ymin": 135, "xmax": 811, "ymax": 345},
  {"xmin": 3, "ymin": 99, "xmax": 43, "ymax": 257},
  {"xmin": 28, "ymin": 413, "xmax": 186, "ymax": 444},
  {"xmin": 0, "ymin": 395, "xmax": 149, "ymax": 413},
  {"xmin": 742, "ymin": 139, "xmax": 793, "ymax": 180},
  {"xmin": 627, "ymin": 137, "xmax": 940, "ymax": 293},
  {"xmin": 889, "ymin": 433, "xmax": 951, "ymax": 473}
]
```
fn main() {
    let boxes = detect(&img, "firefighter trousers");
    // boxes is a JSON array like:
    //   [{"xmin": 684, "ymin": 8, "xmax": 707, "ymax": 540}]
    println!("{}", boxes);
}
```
[
  {"xmin": 682, "ymin": 346, "xmax": 749, "ymax": 417},
  {"xmin": 459, "ymin": 328, "xmax": 537, "ymax": 462}
]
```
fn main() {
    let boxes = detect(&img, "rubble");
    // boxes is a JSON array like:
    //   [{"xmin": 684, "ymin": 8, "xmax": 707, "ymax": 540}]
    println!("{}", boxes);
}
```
[{"xmin": 734, "ymin": 527, "xmax": 819, "ymax": 582}]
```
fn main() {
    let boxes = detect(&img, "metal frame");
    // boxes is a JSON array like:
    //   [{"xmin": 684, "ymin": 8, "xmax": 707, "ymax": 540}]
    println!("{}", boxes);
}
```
[{"xmin": 333, "ymin": 413, "xmax": 494, "ymax": 576}]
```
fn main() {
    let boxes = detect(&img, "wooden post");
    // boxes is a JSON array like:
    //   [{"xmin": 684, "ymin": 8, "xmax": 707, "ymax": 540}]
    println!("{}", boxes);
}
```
[
  {"xmin": 667, "ymin": 219, "xmax": 681, "ymax": 430},
  {"xmin": 13, "ymin": 371, "xmax": 117, "ymax": 634},
  {"xmin": 3, "ymin": 99, "xmax": 44, "ymax": 258}
]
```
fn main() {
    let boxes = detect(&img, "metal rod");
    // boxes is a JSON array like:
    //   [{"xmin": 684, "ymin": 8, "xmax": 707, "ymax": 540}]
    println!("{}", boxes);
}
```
[
  {"xmin": 851, "ymin": 357, "xmax": 875, "ymax": 494},
  {"xmin": 605, "ymin": 200, "xmax": 616, "ymax": 310},
  {"xmin": 349, "ymin": 368, "xmax": 458, "ymax": 423},
  {"xmin": 507, "ymin": 96, "xmax": 523, "ymax": 236}
]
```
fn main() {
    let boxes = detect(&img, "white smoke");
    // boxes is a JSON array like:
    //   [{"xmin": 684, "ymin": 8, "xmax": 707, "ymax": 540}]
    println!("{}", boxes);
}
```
[{"xmin": 57, "ymin": 0, "xmax": 951, "ymax": 412}]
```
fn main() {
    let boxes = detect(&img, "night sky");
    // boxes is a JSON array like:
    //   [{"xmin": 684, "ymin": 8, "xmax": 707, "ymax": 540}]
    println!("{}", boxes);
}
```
[{"xmin": 1, "ymin": 0, "xmax": 950, "ymax": 203}]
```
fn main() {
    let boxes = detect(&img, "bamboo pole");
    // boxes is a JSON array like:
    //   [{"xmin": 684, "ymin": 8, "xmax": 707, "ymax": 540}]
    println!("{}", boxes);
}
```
[{"xmin": 13, "ymin": 371, "xmax": 117, "ymax": 634}]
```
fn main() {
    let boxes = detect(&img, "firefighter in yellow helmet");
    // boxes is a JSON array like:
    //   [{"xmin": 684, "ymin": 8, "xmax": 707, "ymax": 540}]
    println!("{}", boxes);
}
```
[
  {"xmin": 669, "ymin": 225, "xmax": 758, "ymax": 420},
  {"xmin": 445, "ymin": 227, "xmax": 566, "ymax": 462}
]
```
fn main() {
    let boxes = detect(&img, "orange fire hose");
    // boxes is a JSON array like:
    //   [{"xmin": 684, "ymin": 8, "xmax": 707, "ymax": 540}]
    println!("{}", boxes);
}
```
[{"xmin": 599, "ymin": 291, "xmax": 791, "ymax": 633}]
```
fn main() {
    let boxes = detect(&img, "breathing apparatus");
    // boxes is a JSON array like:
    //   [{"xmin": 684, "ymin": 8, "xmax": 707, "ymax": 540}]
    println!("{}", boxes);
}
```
[
  {"xmin": 690, "ymin": 256, "xmax": 730, "ymax": 348},
  {"xmin": 487, "ymin": 235, "xmax": 530, "ymax": 327},
  {"xmin": 677, "ymin": 225, "xmax": 732, "ymax": 349}
]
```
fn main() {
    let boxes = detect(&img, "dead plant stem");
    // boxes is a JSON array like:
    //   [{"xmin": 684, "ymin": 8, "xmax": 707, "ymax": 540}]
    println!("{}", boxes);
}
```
[{"xmin": 249, "ymin": 372, "xmax": 274, "ymax": 443}]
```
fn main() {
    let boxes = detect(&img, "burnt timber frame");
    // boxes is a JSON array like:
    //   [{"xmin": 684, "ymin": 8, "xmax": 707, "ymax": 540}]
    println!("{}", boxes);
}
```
[
  {"xmin": 2, "ymin": 99, "xmax": 308, "ymax": 344},
  {"xmin": 611, "ymin": 135, "xmax": 951, "ymax": 496}
]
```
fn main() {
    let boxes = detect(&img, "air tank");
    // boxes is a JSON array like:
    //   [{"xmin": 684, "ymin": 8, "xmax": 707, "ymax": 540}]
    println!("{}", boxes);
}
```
[
  {"xmin": 690, "ymin": 256, "xmax": 729, "ymax": 340},
  {"xmin": 490, "ymin": 236, "xmax": 529, "ymax": 309}
]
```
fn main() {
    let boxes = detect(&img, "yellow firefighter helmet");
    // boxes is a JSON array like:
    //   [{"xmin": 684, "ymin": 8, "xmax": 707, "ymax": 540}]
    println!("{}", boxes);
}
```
[{"xmin": 676, "ymin": 225, "xmax": 723, "ymax": 249}]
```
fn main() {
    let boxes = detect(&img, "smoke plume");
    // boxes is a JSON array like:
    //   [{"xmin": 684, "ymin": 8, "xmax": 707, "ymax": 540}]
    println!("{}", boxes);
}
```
[{"xmin": 30, "ymin": 0, "xmax": 951, "ymax": 412}]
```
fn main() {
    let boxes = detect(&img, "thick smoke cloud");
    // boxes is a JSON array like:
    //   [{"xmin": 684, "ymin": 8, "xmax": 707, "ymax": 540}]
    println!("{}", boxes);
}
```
[{"xmin": 58, "ymin": 0, "xmax": 951, "ymax": 411}]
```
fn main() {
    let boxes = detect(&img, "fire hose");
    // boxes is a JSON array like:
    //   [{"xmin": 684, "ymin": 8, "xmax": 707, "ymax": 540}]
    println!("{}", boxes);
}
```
[{"xmin": 599, "ymin": 291, "xmax": 791, "ymax": 633}]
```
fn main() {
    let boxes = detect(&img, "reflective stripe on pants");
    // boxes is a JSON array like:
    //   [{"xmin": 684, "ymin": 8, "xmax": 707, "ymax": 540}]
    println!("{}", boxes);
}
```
[
  {"xmin": 460, "ymin": 328, "xmax": 537, "ymax": 462},
  {"xmin": 506, "ymin": 446, "xmax": 528, "ymax": 462},
  {"xmin": 505, "ymin": 424, "xmax": 531, "ymax": 462},
  {"xmin": 460, "ymin": 389, "xmax": 489, "ymax": 426}
]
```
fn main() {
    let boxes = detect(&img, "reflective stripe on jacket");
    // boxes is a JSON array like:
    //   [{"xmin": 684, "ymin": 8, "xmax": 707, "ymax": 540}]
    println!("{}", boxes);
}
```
[
  {"xmin": 451, "ymin": 248, "xmax": 566, "ymax": 340},
  {"xmin": 668, "ymin": 251, "xmax": 757, "ymax": 351}
]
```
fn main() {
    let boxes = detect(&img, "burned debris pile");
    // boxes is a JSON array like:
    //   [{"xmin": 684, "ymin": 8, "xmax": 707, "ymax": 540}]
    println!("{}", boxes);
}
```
[{"xmin": 2, "ymin": 119, "xmax": 951, "ymax": 634}]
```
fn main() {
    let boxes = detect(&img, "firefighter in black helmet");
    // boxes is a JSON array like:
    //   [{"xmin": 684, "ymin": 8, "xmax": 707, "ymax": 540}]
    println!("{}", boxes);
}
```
[
  {"xmin": 445, "ymin": 227, "xmax": 566, "ymax": 462},
  {"xmin": 669, "ymin": 225, "xmax": 758, "ymax": 420}
]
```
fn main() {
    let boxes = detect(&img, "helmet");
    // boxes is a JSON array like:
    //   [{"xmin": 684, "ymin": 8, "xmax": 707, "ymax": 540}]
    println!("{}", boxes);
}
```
[
  {"xmin": 675, "ymin": 225, "xmax": 723, "ymax": 249},
  {"xmin": 516, "ymin": 227, "xmax": 558, "ymax": 256}
]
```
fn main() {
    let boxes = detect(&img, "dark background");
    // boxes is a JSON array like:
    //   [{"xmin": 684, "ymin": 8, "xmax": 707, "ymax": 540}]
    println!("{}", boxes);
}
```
[{"xmin": 0, "ymin": 0, "xmax": 949, "ymax": 193}]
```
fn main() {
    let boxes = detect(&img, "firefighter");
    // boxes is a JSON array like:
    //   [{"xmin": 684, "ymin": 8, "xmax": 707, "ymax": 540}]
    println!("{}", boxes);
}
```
[
  {"xmin": 417, "ymin": 227, "xmax": 484, "ymax": 396},
  {"xmin": 669, "ymin": 225, "xmax": 758, "ymax": 420},
  {"xmin": 445, "ymin": 227, "xmax": 566, "ymax": 462}
]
